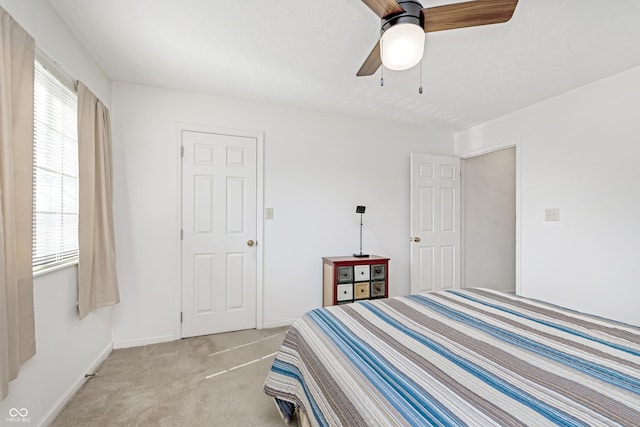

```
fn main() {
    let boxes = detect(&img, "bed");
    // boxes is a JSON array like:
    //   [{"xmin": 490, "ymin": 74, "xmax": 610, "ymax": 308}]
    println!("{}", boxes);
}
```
[{"xmin": 264, "ymin": 288, "xmax": 640, "ymax": 426}]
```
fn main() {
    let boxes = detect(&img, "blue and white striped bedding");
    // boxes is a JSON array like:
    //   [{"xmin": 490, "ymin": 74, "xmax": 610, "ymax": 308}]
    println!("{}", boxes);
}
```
[{"xmin": 264, "ymin": 288, "xmax": 640, "ymax": 426}]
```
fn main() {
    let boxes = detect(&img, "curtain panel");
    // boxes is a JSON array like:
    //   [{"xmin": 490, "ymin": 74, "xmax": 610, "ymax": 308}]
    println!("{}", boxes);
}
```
[
  {"xmin": 0, "ymin": 7, "xmax": 36, "ymax": 400},
  {"xmin": 77, "ymin": 83, "xmax": 120, "ymax": 319}
]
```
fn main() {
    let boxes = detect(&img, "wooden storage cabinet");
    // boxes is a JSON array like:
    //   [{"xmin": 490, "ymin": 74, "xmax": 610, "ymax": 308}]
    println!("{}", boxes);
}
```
[{"xmin": 323, "ymin": 255, "xmax": 390, "ymax": 306}]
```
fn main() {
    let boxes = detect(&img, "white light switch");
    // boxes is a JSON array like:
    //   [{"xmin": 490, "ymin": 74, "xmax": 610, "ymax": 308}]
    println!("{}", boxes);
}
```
[
  {"xmin": 265, "ymin": 208, "xmax": 273, "ymax": 220},
  {"xmin": 545, "ymin": 208, "xmax": 560, "ymax": 221}
]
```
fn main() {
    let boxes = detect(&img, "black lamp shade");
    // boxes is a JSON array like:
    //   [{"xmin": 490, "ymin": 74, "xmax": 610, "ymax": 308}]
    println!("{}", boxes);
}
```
[{"xmin": 354, "ymin": 205, "xmax": 369, "ymax": 257}]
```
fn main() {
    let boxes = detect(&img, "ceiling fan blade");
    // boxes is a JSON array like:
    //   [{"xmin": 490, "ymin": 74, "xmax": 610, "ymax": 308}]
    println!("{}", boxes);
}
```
[
  {"xmin": 422, "ymin": 0, "xmax": 518, "ymax": 33},
  {"xmin": 361, "ymin": 0, "xmax": 405, "ymax": 19},
  {"xmin": 356, "ymin": 40, "xmax": 382, "ymax": 76}
]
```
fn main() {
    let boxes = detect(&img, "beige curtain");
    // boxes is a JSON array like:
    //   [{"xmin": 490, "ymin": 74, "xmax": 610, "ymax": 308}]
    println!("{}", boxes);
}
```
[
  {"xmin": 0, "ymin": 7, "xmax": 36, "ymax": 400},
  {"xmin": 77, "ymin": 83, "xmax": 119, "ymax": 319}
]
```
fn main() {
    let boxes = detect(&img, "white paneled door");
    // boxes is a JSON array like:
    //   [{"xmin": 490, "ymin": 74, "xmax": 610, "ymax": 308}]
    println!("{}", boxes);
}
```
[
  {"xmin": 181, "ymin": 130, "xmax": 257, "ymax": 338},
  {"xmin": 410, "ymin": 153, "xmax": 461, "ymax": 294}
]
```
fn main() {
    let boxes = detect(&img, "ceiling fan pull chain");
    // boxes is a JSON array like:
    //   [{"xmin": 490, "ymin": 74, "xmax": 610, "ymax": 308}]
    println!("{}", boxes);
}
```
[
  {"xmin": 418, "ymin": 60, "xmax": 423, "ymax": 94},
  {"xmin": 380, "ymin": 41, "xmax": 384, "ymax": 87}
]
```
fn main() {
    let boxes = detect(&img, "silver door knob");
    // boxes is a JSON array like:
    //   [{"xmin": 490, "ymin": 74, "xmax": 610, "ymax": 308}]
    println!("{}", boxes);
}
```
[
  {"xmin": 247, "ymin": 240, "xmax": 255, "ymax": 247},
  {"xmin": 412, "ymin": 237, "xmax": 421, "ymax": 242}
]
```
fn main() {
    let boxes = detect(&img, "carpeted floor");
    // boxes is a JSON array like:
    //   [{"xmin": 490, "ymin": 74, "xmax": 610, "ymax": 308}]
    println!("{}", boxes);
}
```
[{"xmin": 52, "ymin": 326, "xmax": 291, "ymax": 427}]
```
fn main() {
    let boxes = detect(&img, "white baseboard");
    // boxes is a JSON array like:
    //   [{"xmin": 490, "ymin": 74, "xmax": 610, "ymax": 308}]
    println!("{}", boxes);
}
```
[
  {"xmin": 262, "ymin": 318, "xmax": 296, "ymax": 329},
  {"xmin": 114, "ymin": 326, "xmax": 293, "ymax": 349},
  {"xmin": 112, "ymin": 334, "xmax": 175, "ymax": 349},
  {"xmin": 39, "ymin": 342, "xmax": 112, "ymax": 427}
]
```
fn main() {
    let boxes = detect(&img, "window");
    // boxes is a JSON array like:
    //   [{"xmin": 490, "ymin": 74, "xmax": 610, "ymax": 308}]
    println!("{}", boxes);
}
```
[{"xmin": 32, "ymin": 59, "xmax": 79, "ymax": 272}]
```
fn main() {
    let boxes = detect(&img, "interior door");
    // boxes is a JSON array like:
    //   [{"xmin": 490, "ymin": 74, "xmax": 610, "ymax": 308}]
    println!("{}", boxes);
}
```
[
  {"xmin": 181, "ymin": 130, "xmax": 257, "ymax": 338},
  {"xmin": 410, "ymin": 153, "xmax": 461, "ymax": 294}
]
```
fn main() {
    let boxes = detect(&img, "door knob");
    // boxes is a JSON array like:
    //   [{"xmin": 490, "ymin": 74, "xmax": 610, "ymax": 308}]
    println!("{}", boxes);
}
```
[
  {"xmin": 412, "ymin": 237, "xmax": 421, "ymax": 242},
  {"xmin": 247, "ymin": 240, "xmax": 255, "ymax": 247}
]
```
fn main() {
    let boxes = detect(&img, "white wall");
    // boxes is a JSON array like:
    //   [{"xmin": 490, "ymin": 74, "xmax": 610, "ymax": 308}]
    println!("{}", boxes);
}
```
[
  {"xmin": 110, "ymin": 82, "xmax": 454, "ymax": 347},
  {"xmin": 456, "ymin": 65, "xmax": 640, "ymax": 326},
  {"xmin": 0, "ymin": 1, "xmax": 113, "ymax": 425}
]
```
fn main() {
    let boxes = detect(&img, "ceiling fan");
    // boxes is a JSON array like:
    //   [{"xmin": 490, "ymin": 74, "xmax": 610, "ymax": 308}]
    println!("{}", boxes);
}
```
[{"xmin": 356, "ymin": 0, "xmax": 519, "ymax": 76}]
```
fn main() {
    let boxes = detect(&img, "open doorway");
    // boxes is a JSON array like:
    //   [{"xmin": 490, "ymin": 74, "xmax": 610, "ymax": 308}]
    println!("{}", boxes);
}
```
[{"xmin": 461, "ymin": 147, "xmax": 516, "ymax": 292}]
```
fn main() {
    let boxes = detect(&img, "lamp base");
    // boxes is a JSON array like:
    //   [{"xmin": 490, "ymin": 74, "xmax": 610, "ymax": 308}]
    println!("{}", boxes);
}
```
[{"xmin": 353, "ymin": 253, "xmax": 370, "ymax": 258}]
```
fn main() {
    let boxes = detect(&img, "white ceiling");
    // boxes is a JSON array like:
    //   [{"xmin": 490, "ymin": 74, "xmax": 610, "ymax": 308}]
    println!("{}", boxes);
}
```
[{"xmin": 49, "ymin": 0, "xmax": 640, "ymax": 132}]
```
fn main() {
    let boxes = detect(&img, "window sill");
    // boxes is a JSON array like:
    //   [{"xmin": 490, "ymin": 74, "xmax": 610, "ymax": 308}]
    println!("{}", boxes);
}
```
[{"xmin": 33, "ymin": 260, "xmax": 79, "ymax": 278}]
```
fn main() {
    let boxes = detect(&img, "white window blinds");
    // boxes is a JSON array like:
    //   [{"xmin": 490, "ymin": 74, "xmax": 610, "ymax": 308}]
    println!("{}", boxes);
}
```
[{"xmin": 32, "ymin": 59, "xmax": 79, "ymax": 272}]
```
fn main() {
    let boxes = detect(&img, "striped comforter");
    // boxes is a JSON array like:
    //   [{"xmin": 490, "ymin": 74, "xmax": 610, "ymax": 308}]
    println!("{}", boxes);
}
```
[{"xmin": 264, "ymin": 289, "xmax": 640, "ymax": 426}]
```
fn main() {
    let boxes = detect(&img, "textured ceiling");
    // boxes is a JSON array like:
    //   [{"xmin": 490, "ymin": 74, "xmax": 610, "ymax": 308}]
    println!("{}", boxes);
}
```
[{"xmin": 49, "ymin": 0, "xmax": 640, "ymax": 132}]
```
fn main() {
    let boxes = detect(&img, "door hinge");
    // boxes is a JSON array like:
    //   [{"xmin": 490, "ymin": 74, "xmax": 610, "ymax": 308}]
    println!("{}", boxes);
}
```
[
  {"xmin": 180, "ymin": 146, "xmax": 184, "ymax": 157},
  {"xmin": 180, "ymin": 312, "xmax": 183, "ymax": 323},
  {"xmin": 180, "ymin": 229, "xmax": 184, "ymax": 240}
]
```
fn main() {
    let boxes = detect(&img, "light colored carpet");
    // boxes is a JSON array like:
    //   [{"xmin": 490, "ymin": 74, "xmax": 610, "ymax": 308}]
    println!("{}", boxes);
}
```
[{"xmin": 51, "ymin": 327, "xmax": 291, "ymax": 427}]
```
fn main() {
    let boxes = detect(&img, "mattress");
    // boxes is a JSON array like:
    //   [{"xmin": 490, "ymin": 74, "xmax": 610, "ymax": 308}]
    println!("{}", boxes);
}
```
[{"xmin": 264, "ymin": 288, "xmax": 640, "ymax": 426}]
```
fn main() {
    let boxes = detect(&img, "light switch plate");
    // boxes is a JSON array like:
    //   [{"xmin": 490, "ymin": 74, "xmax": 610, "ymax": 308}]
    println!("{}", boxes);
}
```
[
  {"xmin": 545, "ymin": 208, "xmax": 560, "ymax": 221},
  {"xmin": 265, "ymin": 208, "xmax": 273, "ymax": 220}
]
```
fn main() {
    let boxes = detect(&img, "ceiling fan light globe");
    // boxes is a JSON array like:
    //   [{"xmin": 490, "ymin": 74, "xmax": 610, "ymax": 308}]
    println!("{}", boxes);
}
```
[{"xmin": 381, "ymin": 23, "xmax": 425, "ymax": 71}]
